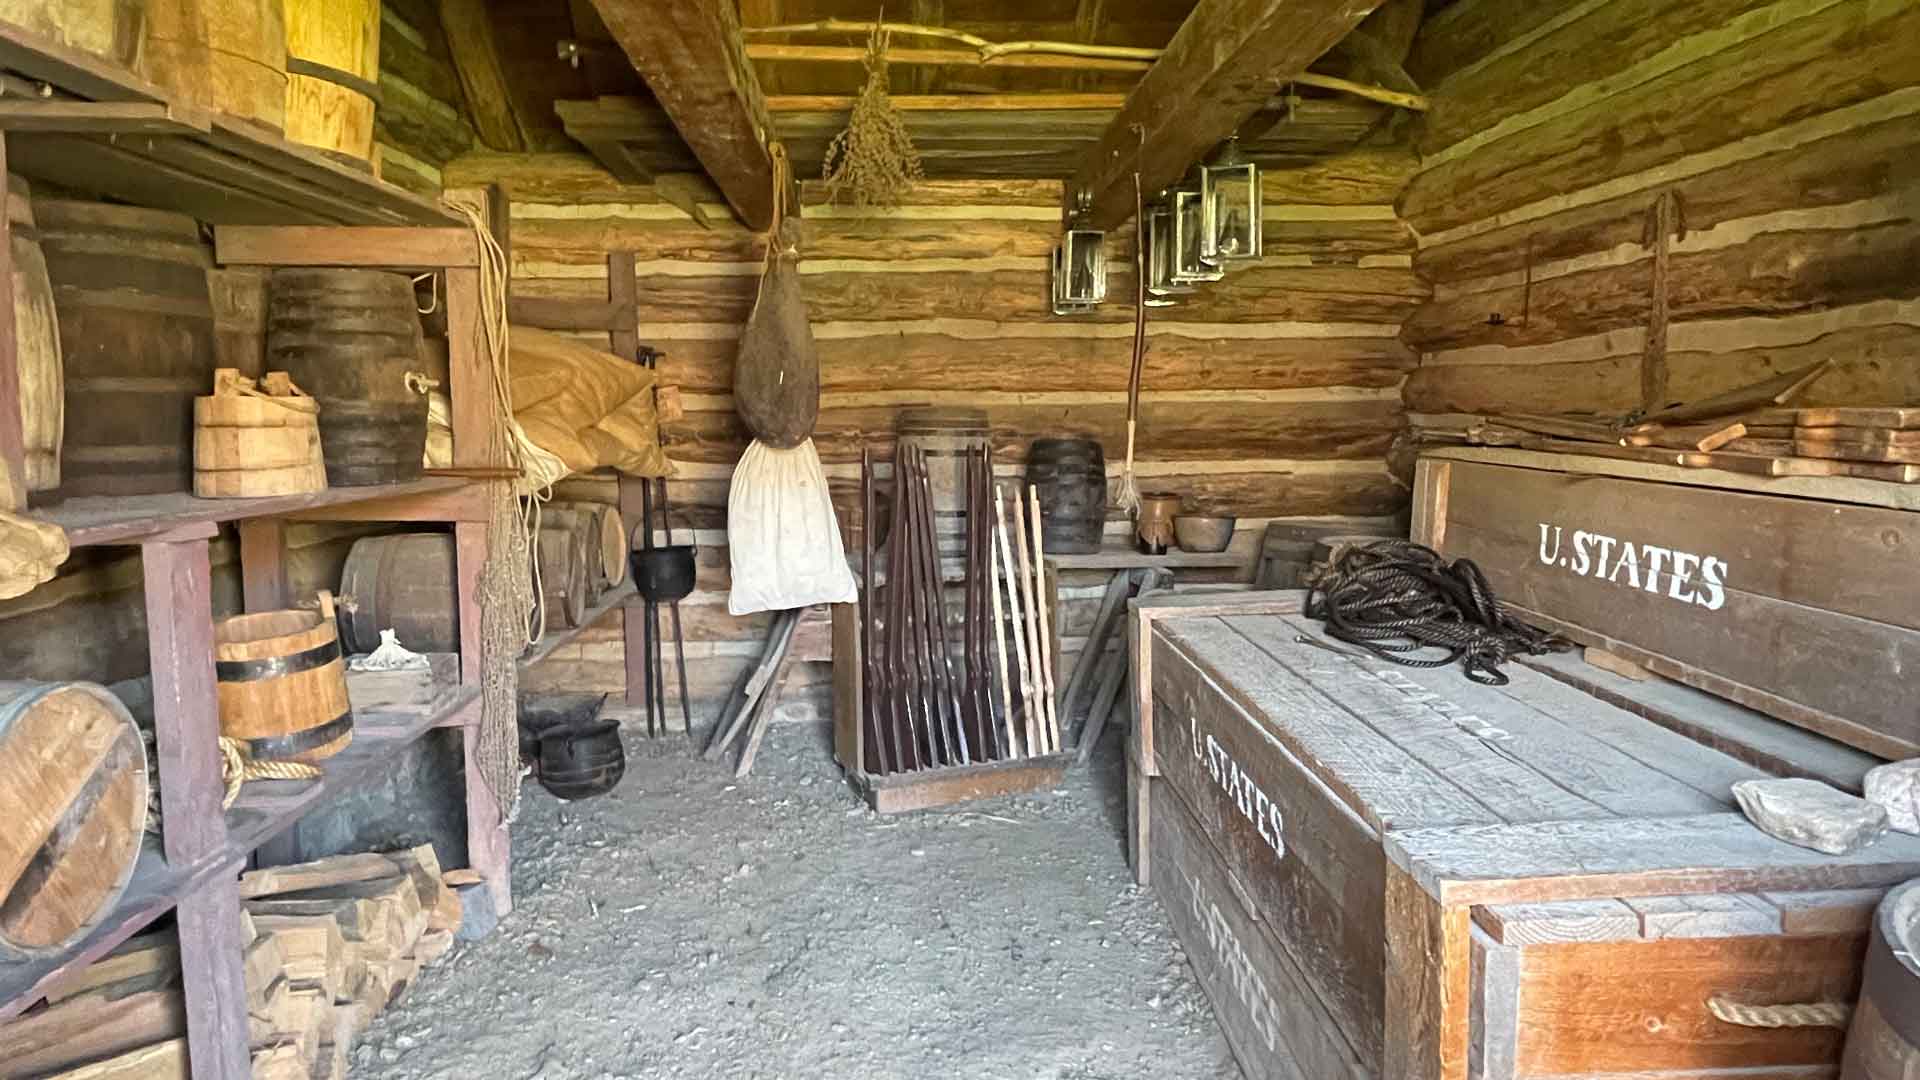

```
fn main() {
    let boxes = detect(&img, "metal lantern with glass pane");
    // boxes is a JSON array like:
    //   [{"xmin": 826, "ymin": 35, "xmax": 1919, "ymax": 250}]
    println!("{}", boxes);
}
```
[
  {"xmin": 1143, "ymin": 200, "xmax": 1187, "ymax": 305},
  {"xmin": 1201, "ymin": 137, "xmax": 1262, "ymax": 264},
  {"xmin": 1170, "ymin": 183, "xmax": 1223, "ymax": 285},
  {"xmin": 1051, "ymin": 204, "xmax": 1106, "ymax": 314}
]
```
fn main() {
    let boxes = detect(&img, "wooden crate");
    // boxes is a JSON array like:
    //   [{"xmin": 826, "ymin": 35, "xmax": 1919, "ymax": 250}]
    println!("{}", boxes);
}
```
[
  {"xmin": 1139, "ymin": 603, "xmax": 1920, "ymax": 1080},
  {"xmin": 1412, "ymin": 450, "xmax": 1920, "ymax": 760}
]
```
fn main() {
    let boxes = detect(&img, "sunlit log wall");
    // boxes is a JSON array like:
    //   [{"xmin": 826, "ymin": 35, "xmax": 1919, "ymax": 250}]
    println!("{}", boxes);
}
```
[
  {"xmin": 1399, "ymin": 0, "xmax": 1920, "ymax": 433},
  {"xmin": 443, "ymin": 149, "xmax": 1424, "ymax": 714}
]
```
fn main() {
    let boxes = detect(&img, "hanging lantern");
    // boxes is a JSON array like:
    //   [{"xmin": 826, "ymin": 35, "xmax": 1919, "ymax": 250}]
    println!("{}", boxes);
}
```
[
  {"xmin": 1051, "ymin": 196, "xmax": 1106, "ymax": 314},
  {"xmin": 1171, "ymin": 184, "xmax": 1223, "ymax": 285},
  {"xmin": 1143, "ymin": 201, "xmax": 1188, "ymax": 305},
  {"xmin": 1201, "ymin": 136, "xmax": 1262, "ymax": 264}
]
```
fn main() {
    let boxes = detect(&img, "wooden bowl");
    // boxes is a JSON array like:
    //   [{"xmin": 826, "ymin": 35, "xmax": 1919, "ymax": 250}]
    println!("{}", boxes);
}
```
[{"xmin": 1174, "ymin": 515, "xmax": 1237, "ymax": 553}]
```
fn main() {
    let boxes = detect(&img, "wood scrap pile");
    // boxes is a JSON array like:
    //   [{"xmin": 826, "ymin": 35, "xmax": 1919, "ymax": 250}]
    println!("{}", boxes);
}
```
[
  {"xmin": 0, "ymin": 846, "xmax": 458, "ymax": 1080},
  {"xmin": 1441, "ymin": 360, "xmax": 1920, "ymax": 484}
]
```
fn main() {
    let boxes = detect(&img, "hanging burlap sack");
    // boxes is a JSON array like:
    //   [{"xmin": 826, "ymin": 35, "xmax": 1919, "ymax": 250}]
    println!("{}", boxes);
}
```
[{"xmin": 734, "ymin": 145, "xmax": 819, "ymax": 449}]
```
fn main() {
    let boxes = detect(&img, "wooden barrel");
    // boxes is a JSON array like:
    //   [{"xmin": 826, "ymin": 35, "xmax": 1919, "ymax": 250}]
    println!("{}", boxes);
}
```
[
  {"xmin": 337, "ymin": 532, "xmax": 457, "ymax": 655},
  {"xmin": 0, "ymin": 0, "xmax": 141, "ymax": 66},
  {"xmin": 1026, "ymin": 438, "xmax": 1105, "ymax": 555},
  {"xmin": 207, "ymin": 267, "xmax": 268, "ymax": 377},
  {"xmin": 9, "ymin": 177, "xmax": 61, "ymax": 494},
  {"xmin": 552, "ymin": 501, "xmax": 627, "ymax": 595},
  {"xmin": 283, "ymin": 0, "xmax": 379, "ymax": 164},
  {"xmin": 0, "ymin": 681, "xmax": 148, "ymax": 959},
  {"xmin": 266, "ymin": 269, "xmax": 429, "ymax": 488},
  {"xmin": 536, "ymin": 513, "xmax": 589, "ymax": 632},
  {"xmin": 898, "ymin": 407, "xmax": 990, "ymax": 557},
  {"xmin": 193, "ymin": 372, "xmax": 326, "ymax": 498},
  {"xmin": 1843, "ymin": 878, "xmax": 1920, "ymax": 1079},
  {"xmin": 36, "ymin": 200, "xmax": 215, "ymax": 497},
  {"xmin": 214, "ymin": 601, "xmax": 352, "ymax": 763},
  {"xmin": 140, "ymin": 0, "xmax": 288, "ymax": 133}
]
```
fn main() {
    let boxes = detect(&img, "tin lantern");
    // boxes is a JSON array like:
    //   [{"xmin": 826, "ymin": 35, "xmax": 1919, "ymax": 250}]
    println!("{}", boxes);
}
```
[
  {"xmin": 1201, "ymin": 137, "xmax": 1262, "ymax": 264},
  {"xmin": 1144, "ymin": 200, "xmax": 1190, "ymax": 305},
  {"xmin": 1171, "ymin": 184, "xmax": 1224, "ymax": 285},
  {"xmin": 1051, "ymin": 204, "xmax": 1106, "ymax": 314}
]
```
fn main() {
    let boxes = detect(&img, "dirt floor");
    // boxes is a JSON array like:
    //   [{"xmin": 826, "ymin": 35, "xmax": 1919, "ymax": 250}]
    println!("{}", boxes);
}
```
[{"xmin": 356, "ymin": 718, "xmax": 1242, "ymax": 1079}]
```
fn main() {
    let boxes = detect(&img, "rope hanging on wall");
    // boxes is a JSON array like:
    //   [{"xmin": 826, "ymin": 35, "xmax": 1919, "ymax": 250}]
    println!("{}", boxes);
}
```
[
  {"xmin": 1304, "ymin": 540, "xmax": 1569, "ymax": 685},
  {"xmin": 819, "ymin": 20, "xmax": 923, "ymax": 208}
]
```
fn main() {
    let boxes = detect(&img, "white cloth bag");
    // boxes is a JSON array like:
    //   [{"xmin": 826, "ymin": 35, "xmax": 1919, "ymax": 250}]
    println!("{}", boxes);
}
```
[{"xmin": 727, "ymin": 438, "xmax": 857, "ymax": 615}]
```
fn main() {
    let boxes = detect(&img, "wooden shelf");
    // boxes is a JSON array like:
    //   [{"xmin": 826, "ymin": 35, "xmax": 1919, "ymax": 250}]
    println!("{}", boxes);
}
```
[
  {"xmin": 32, "ymin": 478, "xmax": 471, "ymax": 548},
  {"xmin": 0, "ymin": 684, "xmax": 480, "ymax": 1020},
  {"xmin": 0, "ymin": 20, "xmax": 457, "ymax": 227},
  {"xmin": 520, "ymin": 582, "xmax": 637, "ymax": 669},
  {"xmin": 1047, "ymin": 546, "xmax": 1248, "ymax": 570}
]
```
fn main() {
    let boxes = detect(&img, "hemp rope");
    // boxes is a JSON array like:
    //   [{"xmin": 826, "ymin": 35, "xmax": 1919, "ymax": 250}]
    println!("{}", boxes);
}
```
[
  {"xmin": 144, "ymin": 732, "xmax": 324, "ymax": 831},
  {"xmin": 1705, "ymin": 996, "xmax": 1852, "ymax": 1030}
]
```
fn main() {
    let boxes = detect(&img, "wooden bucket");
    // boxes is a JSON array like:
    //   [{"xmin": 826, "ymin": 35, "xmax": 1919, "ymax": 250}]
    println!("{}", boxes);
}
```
[
  {"xmin": 898, "ymin": 406, "xmax": 990, "ymax": 557},
  {"xmin": 194, "ymin": 369, "xmax": 326, "ymax": 498},
  {"xmin": 1843, "ymin": 878, "xmax": 1920, "ymax": 1079},
  {"xmin": 267, "ymin": 269, "xmax": 428, "ymax": 488},
  {"xmin": 140, "ymin": 0, "xmax": 288, "ymax": 133},
  {"xmin": 9, "ymin": 176, "xmax": 61, "ymax": 494},
  {"xmin": 0, "ymin": 0, "xmax": 141, "ymax": 66},
  {"xmin": 337, "ymin": 532, "xmax": 458, "ymax": 655},
  {"xmin": 0, "ymin": 681, "xmax": 148, "ymax": 959},
  {"xmin": 35, "ymin": 199, "xmax": 215, "ymax": 497},
  {"xmin": 214, "ymin": 594, "xmax": 353, "ymax": 763},
  {"xmin": 283, "ymin": 0, "xmax": 379, "ymax": 163},
  {"xmin": 552, "ymin": 501, "xmax": 627, "ymax": 595},
  {"xmin": 536, "ymin": 512, "xmax": 589, "ymax": 632}
]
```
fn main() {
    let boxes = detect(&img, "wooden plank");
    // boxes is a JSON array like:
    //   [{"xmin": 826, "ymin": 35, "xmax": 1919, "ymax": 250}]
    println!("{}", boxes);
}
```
[
  {"xmin": 1799, "ymin": 406, "xmax": 1920, "ymax": 430},
  {"xmin": 32, "ymin": 478, "xmax": 470, "ymax": 549},
  {"xmin": 1623, "ymin": 893, "xmax": 1782, "ymax": 939},
  {"xmin": 1384, "ymin": 861, "xmax": 1471, "ymax": 1080},
  {"xmin": 590, "ymin": 0, "xmax": 786, "ymax": 230},
  {"xmin": 437, "ymin": 0, "xmax": 529, "ymax": 152},
  {"xmin": 1761, "ymin": 888, "xmax": 1887, "ymax": 935},
  {"xmin": 215, "ymin": 227, "xmax": 480, "ymax": 268},
  {"xmin": 1148, "ymin": 780, "xmax": 1369, "ymax": 1080},
  {"xmin": 0, "ymin": 131, "xmax": 21, "ymax": 511},
  {"xmin": 856, "ymin": 753, "xmax": 1070, "ymax": 814},
  {"xmin": 238, "ymin": 519, "xmax": 289, "ymax": 613},
  {"xmin": 1468, "ymin": 927, "xmax": 1519, "ymax": 1080},
  {"xmin": 0, "ymin": 100, "xmax": 210, "ymax": 135},
  {"xmin": 1128, "ymin": 591, "xmax": 1306, "ymax": 775},
  {"xmin": 1385, "ymin": 813, "xmax": 1920, "ymax": 907},
  {"xmin": 1067, "ymin": 0, "xmax": 1385, "ymax": 229},
  {"xmin": 1474, "ymin": 899, "xmax": 1642, "ymax": 946}
]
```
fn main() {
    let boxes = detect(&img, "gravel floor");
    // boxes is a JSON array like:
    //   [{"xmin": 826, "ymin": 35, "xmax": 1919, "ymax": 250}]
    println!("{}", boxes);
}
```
[{"xmin": 355, "ymin": 720, "xmax": 1241, "ymax": 1079}]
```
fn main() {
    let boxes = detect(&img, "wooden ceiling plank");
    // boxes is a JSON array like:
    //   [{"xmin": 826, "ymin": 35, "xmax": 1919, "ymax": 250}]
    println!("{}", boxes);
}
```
[
  {"xmin": 438, "ymin": 0, "xmax": 532, "ymax": 152},
  {"xmin": 590, "ymin": 0, "xmax": 786, "ymax": 230},
  {"xmin": 1068, "ymin": 0, "xmax": 1387, "ymax": 229}
]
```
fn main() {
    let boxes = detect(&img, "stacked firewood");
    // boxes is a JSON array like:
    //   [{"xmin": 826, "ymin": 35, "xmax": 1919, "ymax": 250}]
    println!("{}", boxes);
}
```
[{"xmin": 0, "ymin": 846, "xmax": 459, "ymax": 1080}]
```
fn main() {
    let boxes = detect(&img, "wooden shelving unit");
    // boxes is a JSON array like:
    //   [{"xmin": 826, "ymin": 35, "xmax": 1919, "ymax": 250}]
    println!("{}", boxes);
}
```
[
  {"xmin": 0, "ymin": 20, "xmax": 510, "ymax": 1077},
  {"xmin": 521, "ymin": 582, "xmax": 638, "ymax": 670}
]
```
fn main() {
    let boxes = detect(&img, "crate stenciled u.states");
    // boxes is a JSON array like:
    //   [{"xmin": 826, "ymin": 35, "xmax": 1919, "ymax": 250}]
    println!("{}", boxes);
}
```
[
  {"xmin": 1411, "ymin": 447, "xmax": 1920, "ymax": 761},
  {"xmin": 1127, "ymin": 591, "xmax": 1920, "ymax": 1080}
]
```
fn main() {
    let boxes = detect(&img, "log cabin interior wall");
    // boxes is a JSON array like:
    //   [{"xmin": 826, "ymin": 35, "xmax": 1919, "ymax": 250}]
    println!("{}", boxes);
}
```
[
  {"xmin": 443, "ymin": 146, "xmax": 1423, "ymax": 717},
  {"xmin": 1400, "ymin": 0, "xmax": 1920, "ymax": 430}
]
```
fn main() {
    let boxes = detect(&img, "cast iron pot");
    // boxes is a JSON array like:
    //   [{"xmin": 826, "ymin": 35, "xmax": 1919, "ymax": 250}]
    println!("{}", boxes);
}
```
[
  {"xmin": 631, "ymin": 544, "xmax": 696, "ymax": 603},
  {"xmin": 537, "ymin": 717, "xmax": 626, "ymax": 801}
]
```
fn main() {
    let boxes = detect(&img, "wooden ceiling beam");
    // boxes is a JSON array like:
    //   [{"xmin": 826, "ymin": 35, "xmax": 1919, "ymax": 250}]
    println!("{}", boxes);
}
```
[
  {"xmin": 1067, "ymin": 0, "xmax": 1387, "ymax": 229},
  {"xmin": 589, "ymin": 0, "xmax": 787, "ymax": 229}
]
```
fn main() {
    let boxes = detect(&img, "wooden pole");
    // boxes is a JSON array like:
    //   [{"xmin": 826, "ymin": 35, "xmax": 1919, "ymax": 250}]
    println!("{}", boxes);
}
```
[
  {"xmin": 1008, "ymin": 485, "xmax": 1048, "ymax": 755},
  {"xmin": 1027, "ymin": 486, "xmax": 1061, "ymax": 754},
  {"xmin": 994, "ymin": 484, "xmax": 1035, "ymax": 757}
]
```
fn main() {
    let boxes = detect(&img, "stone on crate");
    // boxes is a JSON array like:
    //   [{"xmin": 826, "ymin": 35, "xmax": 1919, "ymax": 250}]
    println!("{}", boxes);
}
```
[
  {"xmin": 1732, "ymin": 778, "xmax": 1890, "ymax": 855},
  {"xmin": 1864, "ymin": 759, "xmax": 1920, "ymax": 835}
]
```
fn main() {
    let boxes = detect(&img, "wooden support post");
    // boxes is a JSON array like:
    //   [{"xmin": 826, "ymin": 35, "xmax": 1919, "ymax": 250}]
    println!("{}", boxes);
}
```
[
  {"xmin": 237, "ymin": 519, "xmax": 289, "ymax": 613},
  {"xmin": 462, "ymin": 709, "xmax": 512, "ymax": 916},
  {"xmin": 141, "ymin": 532, "xmax": 251, "ymax": 1078},
  {"xmin": 0, "ymin": 132, "xmax": 24, "ymax": 512},
  {"xmin": 607, "ymin": 251, "xmax": 650, "ymax": 710},
  {"xmin": 454, "ymin": 521, "xmax": 485, "ymax": 686},
  {"xmin": 1385, "ymin": 864, "xmax": 1472, "ymax": 1080}
]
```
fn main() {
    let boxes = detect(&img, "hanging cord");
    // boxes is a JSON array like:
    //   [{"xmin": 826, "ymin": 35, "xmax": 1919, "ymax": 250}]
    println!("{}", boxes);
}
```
[
  {"xmin": 1114, "ymin": 122, "xmax": 1149, "ymax": 516},
  {"xmin": 1304, "ymin": 540, "xmax": 1569, "ymax": 685}
]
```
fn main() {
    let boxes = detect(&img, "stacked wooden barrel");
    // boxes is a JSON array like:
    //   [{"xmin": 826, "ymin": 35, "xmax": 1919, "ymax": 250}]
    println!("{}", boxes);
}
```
[
  {"xmin": 283, "ymin": 0, "xmax": 381, "ymax": 164},
  {"xmin": 0, "ymin": 0, "xmax": 141, "ymax": 67},
  {"xmin": 0, "ymin": 681, "xmax": 148, "ymax": 960},
  {"xmin": 1026, "ymin": 438, "xmax": 1106, "ymax": 554},
  {"xmin": 140, "ymin": 0, "xmax": 289, "ymax": 132},
  {"xmin": 36, "ymin": 199, "xmax": 217, "ymax": 497},
  {"xmin": 338, "ymin": 532, "xmax": 460, "ymax": 655},
  {"xmin": 8, "ymin": 176, "xmax": 61, "ymax": 496}
]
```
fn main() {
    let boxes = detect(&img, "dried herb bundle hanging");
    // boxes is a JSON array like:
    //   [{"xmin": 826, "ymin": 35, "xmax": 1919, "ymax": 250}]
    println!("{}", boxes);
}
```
[{"xmin": 820, "ymin": 22, "xmax": 922, "ymax": 208}]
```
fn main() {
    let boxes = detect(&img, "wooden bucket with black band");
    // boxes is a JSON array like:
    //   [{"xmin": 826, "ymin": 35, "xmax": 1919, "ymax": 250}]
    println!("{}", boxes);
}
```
[
  {"xmin": 1844, "ymin": 878, "xmax": 1920, "ymax": 1079},
  {"xmin": 283, "ymin": 0, "xmax": 381, "ymax": 165},
  {"xmin": 214, "ymin": 592, "xmax": 353, "ymax": 763}
]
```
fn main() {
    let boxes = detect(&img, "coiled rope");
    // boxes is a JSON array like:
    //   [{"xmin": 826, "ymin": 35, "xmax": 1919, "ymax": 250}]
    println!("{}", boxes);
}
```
[
  {"xmin": 1705, "ymin": 995, "xmax": 1851, "ymax": 1029},
  {"xmin": 1304, "ymin": 540, "xmax": 1569, "ymax": 685}
]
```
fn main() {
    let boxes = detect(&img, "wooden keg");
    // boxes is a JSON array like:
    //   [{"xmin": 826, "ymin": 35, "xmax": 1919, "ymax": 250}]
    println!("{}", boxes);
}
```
[
  {"xmin": 552, "ymin": 501, "xmax": 628, "ymax": 595},
  {"xmin": 214, "ymin": 595, "xmax": 353, "ymax": 763},
  {"xmin": 283, "ymin": 0, "xmax": 380, "ymax": 163},
  {"xmin": 193, "ymin": 370, "xmax": 325, "ymax": 498},
  {"xmin": 36, "ymin": 199, "xmax": 216, "ymax": 497},
  {"xmin": 897, "ymin": 406, "xmax": 990, "ymax": 557},
  {"xmin": 207, "ymin": 267, "xmax": 268, "ymax": 377},
  {"xmin": 1026, "ymin": 438, "xmax": 1105, "ymax": 555},
  {"xmin": 140, "ymin": 0, "xmax": 288, "ymax": 133},
  {"xmin": 0, "ymin": 0, "xmax": 141, "ymax": 66},
  {"xmin": 267, "ymin": 269, "xmax": 429, "ymax": 488},
  {"xmin": 8, "ymin": 177, "xmax": 61, "ymax": 494},
  {"xmin": 536, "ymin": 512, "xmax": 589, "ymax": 632},
  {"xmin": 337, "ymin": 532, "xmax": 458, "ymax": 655},
  {"xmin": 1843, "ymin": 878, "xmax": 1920, "ymax": 1079},
  {"xmin": 0, "ymin": 681, "xmax": 148, "ymax": 959}
]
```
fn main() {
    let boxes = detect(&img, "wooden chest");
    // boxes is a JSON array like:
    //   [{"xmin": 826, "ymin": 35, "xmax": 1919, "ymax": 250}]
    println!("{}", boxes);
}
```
[
  {"xmin": 1131, "ymin": 594, "xmax": 1920, "ymax": 1080},
  {"xmin": 1411, "ymin": 449, "xmax": 1920, "ymax": 760}
]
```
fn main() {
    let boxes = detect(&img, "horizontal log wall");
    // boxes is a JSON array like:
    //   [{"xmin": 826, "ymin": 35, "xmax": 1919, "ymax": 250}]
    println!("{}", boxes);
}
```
[
  {"xmin": 443, "ymin": 150, "xmax": 1421, "ymax": 713},
  {"xmin": 1400, "ymin": 0, "xmax": 1920, "ymax": 427},
  {"xmin": 374, "ymin": 0, "xmax": 478, "ymax": 197}
]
